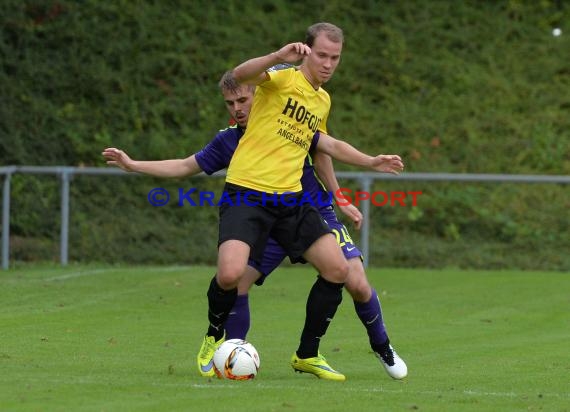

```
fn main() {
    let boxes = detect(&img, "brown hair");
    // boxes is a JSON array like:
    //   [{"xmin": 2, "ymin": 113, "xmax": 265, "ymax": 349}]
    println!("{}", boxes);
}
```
[{"xmin": 305, "ymin": 22, "xmax": 344, "ymax": 47}]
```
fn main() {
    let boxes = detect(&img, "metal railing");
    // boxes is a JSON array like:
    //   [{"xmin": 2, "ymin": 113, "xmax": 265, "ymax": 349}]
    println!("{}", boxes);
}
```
[{"xmin": 2, "ymin": 166, "xmax": 569, "ymax": 270}]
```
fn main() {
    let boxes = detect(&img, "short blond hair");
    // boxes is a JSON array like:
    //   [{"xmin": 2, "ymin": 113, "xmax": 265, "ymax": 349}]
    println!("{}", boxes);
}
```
[
  {"xmin": 218, "ymin": 71, "xmax": 255, "ymax": 94},
  {"xmin": 305, "ymin": 22, "xmax": 344, "ymax": 47}
]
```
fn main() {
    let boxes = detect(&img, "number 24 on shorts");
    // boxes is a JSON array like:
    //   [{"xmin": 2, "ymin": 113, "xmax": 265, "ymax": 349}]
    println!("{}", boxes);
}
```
[{"xmin": 332, "ymin": 226, "xmax": 354, "ymax": 248}]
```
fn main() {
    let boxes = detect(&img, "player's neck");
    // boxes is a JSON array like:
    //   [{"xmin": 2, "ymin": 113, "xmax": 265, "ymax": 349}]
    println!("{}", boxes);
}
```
[{"xmin": 299, "ymin": 65, "xmax": 322, "ymax": 90}]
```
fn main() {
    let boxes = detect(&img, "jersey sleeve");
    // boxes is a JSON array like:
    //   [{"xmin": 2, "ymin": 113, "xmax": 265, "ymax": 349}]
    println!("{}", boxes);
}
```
[
  {"xmin": 263, "ymin": 67, "xmax": 295, "ymax": 90},
  {"xmin": 194, "ymin": 129, "xmax": 237, "ymax": 175}
]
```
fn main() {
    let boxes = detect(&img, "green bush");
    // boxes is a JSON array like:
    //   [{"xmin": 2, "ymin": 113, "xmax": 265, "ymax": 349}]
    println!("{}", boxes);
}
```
[{"xmin": 1, "ymin": 0, "xmax": 569, "ymax": 269}]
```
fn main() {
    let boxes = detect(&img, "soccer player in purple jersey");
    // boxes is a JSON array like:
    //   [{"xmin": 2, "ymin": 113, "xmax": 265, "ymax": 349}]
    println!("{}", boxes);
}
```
[{"xmin": 103, "ymin": 71, "xmax": 407, "ymax": 380}]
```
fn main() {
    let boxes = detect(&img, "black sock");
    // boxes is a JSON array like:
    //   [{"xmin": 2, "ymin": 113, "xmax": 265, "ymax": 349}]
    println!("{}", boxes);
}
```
[
  {"xmin": 371, "ymin": 338, "xmax": 391, "ymax": 355},
  {"xmin": 297, "ymin": 275, "xmax": 344, "ymax": 359},
  {"xmin": 206, "ymin": 275, "xmax": 237, "ymax": 341}
]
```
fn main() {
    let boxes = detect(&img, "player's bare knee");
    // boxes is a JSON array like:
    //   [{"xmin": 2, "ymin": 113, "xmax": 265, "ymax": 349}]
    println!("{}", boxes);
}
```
[
  {"xmin": 217, "ymin": 268, "xmax": 243, "ymax": 289},
  {"xmin": 338, "ymin": 260, "xmax": 350, "ymax": 281},
  {"xmin": 345, "ymin": 269, "xmax": 371, "ymax": 294},
  {"xmin": 322, "ymin": 260, "xmax": 349, "ymax": 283},
  {"xmin": 345, "ymin": 281, "xmax": 371, "ymax": 302}
]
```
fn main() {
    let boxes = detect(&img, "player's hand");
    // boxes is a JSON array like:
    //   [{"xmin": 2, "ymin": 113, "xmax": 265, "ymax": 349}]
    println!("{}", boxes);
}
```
[
  {"xmin": 273, "ymin": 42, "xmax": 311, "ymax": 64},
  {"xmin": 337, "ymin": 202, "xmax": 363, "ymax": 230},
  {"xmin": 370, "ymin": 154, "xmax": 404, "ymax": 175},
  {"xmin": 101, "ymin": 147, "xmax": 135, "ymax": 172}
]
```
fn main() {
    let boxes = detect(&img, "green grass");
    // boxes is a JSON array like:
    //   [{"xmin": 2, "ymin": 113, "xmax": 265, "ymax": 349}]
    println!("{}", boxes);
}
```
[{"xmin": 1, "ymin": 264, "xmax": 569, "ymax": 412}]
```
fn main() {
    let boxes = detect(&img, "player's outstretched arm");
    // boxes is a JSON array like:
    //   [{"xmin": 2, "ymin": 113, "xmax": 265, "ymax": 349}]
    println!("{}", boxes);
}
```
[
  {"xmin": 316, "ymin": 133, "xmax": 404, "ymax": 175},
  {"xmin": 312, "ymin": 151, "xmax": 363, "ymax": 229},
  {"xmin": 233, "ymin": 42, "xmax": 311, "ymax": 85},
  {"xmin": 102, "ymin": 148, "xmax": 203, "ymax": 178}
]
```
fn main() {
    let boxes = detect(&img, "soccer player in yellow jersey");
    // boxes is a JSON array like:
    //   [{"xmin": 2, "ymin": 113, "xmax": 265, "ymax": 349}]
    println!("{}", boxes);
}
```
[{"xmin": 197, "ymin": 22, "xmax": 404, "ymax": 381}]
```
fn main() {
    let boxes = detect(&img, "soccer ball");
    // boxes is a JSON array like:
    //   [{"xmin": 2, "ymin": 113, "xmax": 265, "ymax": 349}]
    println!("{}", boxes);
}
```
[{"xmin": 213, "ymin": 339, "xmax": 260, "ymax": 380}]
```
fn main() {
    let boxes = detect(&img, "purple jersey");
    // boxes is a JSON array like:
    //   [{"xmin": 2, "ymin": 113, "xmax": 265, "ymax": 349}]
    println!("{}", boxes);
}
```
[{"xmin": 194, "ymin": 125, "xmax": 244, "ymax": 175}]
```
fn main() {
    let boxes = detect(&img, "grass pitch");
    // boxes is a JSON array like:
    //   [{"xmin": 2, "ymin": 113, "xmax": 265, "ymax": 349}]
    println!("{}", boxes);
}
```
[{"xmin": 1, "ymin": 264, "xmax": 568, "ymax": 411}]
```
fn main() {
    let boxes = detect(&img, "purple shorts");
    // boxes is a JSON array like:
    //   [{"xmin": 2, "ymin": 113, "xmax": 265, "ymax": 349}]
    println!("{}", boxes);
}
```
[{"xmin": 248, "ymin": 208, "xmax": 362, "ymax": 285}]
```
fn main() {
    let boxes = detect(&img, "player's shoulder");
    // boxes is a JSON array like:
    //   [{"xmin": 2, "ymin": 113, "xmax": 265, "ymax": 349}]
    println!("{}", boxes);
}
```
[
  {"xmin": 267, "ymin": 63, "xmax": 296, "ymax": 72},
  {"xmin": 217, "ymin": 124, "xmax": 243, "ymax": 136},
  {"xmin": 218, "ymin": 123, "xmax": 238, "ymax": 132},
  {"xmin": 212, "ymin": 124, "xmax": 242, "ymax": 143},
  {"xmin": 266, "ymin": 64, "xmax": 297, "ymax": 84}
]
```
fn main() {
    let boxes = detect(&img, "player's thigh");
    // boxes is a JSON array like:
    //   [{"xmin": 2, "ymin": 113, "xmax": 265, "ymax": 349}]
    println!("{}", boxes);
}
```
[
  {"xmin": 324, "ymin": 215, "xmax": 363, "ymax": 261},
  {"xmin": 271, "ymin": 203, "xmax": 331, "ymax": 262},
  {"xmin": 219, "ymin": 203, "xmax": 274, "ymax": 271},
  {"xmin": 303, "ymin": 234, "xmax": 349, "ymax": 283},
  {"xmin": 218, "ymin": 239, "xmax": 251, "ymax": 288}
]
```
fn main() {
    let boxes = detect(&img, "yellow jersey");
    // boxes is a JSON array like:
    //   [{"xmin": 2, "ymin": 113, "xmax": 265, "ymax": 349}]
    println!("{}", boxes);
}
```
[{"xmin": 226, "ymin": 68, "xmax": 330, "ymax": 193}]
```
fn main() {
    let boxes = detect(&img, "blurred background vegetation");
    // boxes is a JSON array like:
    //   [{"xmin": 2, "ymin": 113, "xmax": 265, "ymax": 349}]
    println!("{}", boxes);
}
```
[{"xmin": 1, "ymin": 0, "xmax": 569, "ymax": 270}]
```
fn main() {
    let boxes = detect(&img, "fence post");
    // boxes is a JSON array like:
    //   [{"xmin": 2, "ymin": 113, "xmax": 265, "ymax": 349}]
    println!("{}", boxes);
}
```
[
  {"xmin": 360, "ymin": 176, "xmax": 372, "ymax": 268},
  {"xmin": 60, "ymin": 169, "xmax": 71, "ymax": 266},
  {"xmin": 2, "ymin": 172, "xmax": 13, "ymax": 270}
]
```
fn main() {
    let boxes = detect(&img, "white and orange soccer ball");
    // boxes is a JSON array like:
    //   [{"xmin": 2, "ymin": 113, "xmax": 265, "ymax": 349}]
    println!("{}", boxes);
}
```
[{"xmin": 213, "ymin": 339, "xmax": 260, "ymax": 380}]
